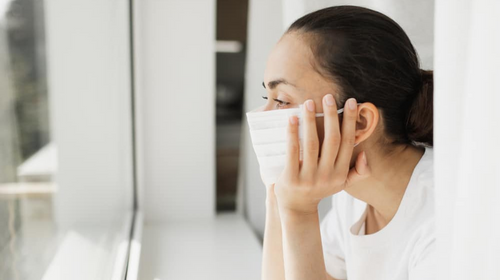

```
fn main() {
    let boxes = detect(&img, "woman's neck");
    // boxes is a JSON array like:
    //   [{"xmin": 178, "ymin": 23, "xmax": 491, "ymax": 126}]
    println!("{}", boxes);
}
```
[{"xmin": 345, "ymin": 144, "xmax": 425, "ymax": 233}]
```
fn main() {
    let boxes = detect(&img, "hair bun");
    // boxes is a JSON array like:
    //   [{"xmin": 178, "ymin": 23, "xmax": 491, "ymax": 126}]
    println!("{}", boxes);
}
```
[
  {"xmin": 405, "ymin": 69, "xmax": 434, "ymax": 146},
  {"xmin": 421, "ymin": 69, "xmax": 433, "ymax": 85}
]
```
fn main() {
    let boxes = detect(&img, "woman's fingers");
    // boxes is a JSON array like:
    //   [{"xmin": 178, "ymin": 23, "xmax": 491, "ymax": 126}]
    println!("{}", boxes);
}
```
[
  {"xmin": 285, "ymin": 115, "xmax": 300, "ymax": 173},
  {"xmin": 336, "ymin": 98, "xmax": 358, "ymax": 174},
  {"xmin": 319, "ymin": 94, "xmax": 341, "ymax": 169},
  {"xmin": 302, "ymin": 100, "xmax": 320, "ymax": 174}
]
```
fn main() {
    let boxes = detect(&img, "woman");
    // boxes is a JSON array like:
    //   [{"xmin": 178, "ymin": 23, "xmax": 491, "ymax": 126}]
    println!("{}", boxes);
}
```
[{"xmin": 260, "ymin": 5, "xmax": 434, "ymax": 280}]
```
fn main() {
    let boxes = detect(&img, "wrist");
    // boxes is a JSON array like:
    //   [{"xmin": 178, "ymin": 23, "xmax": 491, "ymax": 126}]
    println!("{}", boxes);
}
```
[
  {"xmin": 279, "ymin": 207, "xmax": 319, "ymax": 226},
  {"xmin": 265, "ymin": 185, "xmax": 277, "ymax": 205}
]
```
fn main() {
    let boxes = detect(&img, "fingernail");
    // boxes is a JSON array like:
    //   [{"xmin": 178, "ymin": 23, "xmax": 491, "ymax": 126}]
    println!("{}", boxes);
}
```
[
  {"xmin": 324, "ymin": 94, "xmax": 334, "ymax": 106},
  {"xmin": 289, "ymin": 116, "xmax": 297, "ymax": 125},
  {"xmin": 348, "ymin": 98, "xmax": 357, "ymax": 110},
  {"xmin": 305, "ymin": 100, "xmax": 315, "ymax": 112},
  {"xmin": 362, "ymin": 152, "xmax": 367, "ymax": 165}
]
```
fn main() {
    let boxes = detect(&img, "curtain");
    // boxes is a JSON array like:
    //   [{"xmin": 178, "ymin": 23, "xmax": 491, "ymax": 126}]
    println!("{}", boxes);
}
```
[{"xmin": 434, "ymin": 1, "xmax": 500, "ymax": 279}]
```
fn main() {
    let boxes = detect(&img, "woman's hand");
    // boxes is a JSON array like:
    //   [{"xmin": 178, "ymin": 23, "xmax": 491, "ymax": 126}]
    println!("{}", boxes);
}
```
[{"xmin": 274, "ymin": 94, "xmax": 370, "ymax": 216}]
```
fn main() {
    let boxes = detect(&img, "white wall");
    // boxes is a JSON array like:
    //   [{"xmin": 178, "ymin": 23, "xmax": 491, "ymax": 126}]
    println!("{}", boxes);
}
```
[
  {"xmin": 45, "ymin": 0, "xmax": 133, "ymax": 224},
  {"xmin": 136, "ymin": 0, "xmax": 216, "ymax": 222}
]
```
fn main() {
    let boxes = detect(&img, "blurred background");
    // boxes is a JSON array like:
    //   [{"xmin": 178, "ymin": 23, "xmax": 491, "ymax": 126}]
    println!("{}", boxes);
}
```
[{"xmin": 1, "ymin": 0, "xmax": 498, "ymax": 280}]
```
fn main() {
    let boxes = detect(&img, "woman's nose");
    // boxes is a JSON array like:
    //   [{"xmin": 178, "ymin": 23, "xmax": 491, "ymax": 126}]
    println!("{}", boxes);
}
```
[{"xmin": 263, "ymin": 103, "xmax": 275, "ymax": 112}]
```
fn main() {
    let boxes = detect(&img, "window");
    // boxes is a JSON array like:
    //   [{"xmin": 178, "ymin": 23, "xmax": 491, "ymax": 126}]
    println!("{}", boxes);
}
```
[{"xmin": 0, "ymin": 1, "xmax": 135, "ymax": 279}]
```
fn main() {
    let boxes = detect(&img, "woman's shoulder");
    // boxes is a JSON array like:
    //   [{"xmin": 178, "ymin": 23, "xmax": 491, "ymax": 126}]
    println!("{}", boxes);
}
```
[
  {"xmin": 410, "ymin": 147, "xmax": 435, "ymax": 197},
  {"xmin": 405, "ymin": 147, "xmax": 435, "ymax": 232},
  {"xmin": 416, "ymin": 147, "xmax": 434, "ymax": 186}
]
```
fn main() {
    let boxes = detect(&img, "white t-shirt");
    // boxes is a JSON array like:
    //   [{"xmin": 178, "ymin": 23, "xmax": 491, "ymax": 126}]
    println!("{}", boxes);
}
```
[{"xmin": 320, "ymin": 147, "xmax": 435, "ymax": 280}]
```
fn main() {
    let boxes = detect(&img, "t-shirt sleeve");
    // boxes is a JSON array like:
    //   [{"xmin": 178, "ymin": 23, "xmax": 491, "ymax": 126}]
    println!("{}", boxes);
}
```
[
  {"xmin": 408, "ymin": 220, "xmax": 436, "ymax": 280},
  {"xmin": 320, "ymin": 197, "xmax": 347, "ymax": 280}
]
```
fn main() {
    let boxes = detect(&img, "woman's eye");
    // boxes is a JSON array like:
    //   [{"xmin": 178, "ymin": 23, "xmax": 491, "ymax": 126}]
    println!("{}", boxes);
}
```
[
  {"xmin": 261, "ymin": 96, "xmax": 291, "ymax": 109},
  {"xmin": 274, "ymin": 99, "xmax": 290, "ymax": 109}
]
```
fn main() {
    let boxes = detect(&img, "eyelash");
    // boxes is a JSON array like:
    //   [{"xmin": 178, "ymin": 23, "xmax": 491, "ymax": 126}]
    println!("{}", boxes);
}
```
[{"xmin": 262, "ymin": 96, "xmax": 291, "ymax": 109}]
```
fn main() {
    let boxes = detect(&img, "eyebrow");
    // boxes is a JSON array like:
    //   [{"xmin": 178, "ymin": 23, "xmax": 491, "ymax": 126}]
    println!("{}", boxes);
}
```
[{"xmin": 262, "ymin": 79, "xmax": 296, "ymax": 90}]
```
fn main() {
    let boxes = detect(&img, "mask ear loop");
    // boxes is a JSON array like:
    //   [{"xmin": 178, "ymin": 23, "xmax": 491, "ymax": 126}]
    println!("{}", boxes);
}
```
[{"xmin": 303, "ymin": 103, "xmax": 362, "ymax": 147}]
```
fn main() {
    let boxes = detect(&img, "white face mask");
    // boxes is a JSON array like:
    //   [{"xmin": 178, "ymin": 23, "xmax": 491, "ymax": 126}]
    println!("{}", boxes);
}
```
[{"xmin": 246, "ymin": 105, "xmax": 351, "ymax": 186}]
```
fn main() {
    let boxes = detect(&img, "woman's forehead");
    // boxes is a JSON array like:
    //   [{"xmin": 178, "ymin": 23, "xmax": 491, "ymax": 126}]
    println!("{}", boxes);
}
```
[
  {"xmin": 264, "ymin": 34, "xmax": 315, "ymax": 85},
  {"xmin": 264, "ymin": 33, "xmax": 339, "ymax": 96}
]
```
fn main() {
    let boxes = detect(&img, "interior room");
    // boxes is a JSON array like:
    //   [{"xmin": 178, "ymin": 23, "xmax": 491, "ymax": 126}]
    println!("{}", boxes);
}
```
[{"xmin": 0, "ymin": 0, "xmax": 499, "ymax": 279}]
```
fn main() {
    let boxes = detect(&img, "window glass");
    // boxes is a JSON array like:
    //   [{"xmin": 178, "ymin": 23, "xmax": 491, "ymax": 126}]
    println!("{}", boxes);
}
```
[{"xmin": 0, "ymin": 1, "xmax": 133, "ymax": 279}]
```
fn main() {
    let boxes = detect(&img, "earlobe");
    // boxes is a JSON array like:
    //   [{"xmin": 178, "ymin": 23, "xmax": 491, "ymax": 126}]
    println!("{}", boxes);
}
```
[{"xmin": 354, "ymin": 103, "xmax": 379, "ymax": 145}]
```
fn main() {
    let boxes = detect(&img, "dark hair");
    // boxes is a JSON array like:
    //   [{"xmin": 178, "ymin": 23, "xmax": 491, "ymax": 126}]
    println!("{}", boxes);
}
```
[{"xmin": 288, "ymin": 5, "xmax": 433, "ymax": 147}]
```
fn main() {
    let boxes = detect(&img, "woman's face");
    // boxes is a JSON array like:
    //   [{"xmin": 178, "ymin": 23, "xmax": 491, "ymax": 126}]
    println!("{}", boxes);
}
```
[
  {"xmin": 262, "ymin": 32, "xmax": 341, "ymax": 113},
  {"xmin": 262, "ymin": 33, "xmax": 343, "ymax": 145}
]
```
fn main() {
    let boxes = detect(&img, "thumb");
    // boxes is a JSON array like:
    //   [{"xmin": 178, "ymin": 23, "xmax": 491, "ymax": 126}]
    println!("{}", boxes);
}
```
[{"xmin": 346, "ymin": 151, "xmax": 371, "ymax": 185}]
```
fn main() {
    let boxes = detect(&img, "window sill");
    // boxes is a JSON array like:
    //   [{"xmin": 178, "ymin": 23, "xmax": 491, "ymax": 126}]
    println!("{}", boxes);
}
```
[{"xmin": 138, "ymin": 213, "xmax": 262, "ymax": 280}]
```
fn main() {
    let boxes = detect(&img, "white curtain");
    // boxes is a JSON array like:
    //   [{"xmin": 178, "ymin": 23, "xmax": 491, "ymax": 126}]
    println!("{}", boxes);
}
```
[{"xmin": 434, "ymin": 1, "xmax": 500, "ymax": 279}]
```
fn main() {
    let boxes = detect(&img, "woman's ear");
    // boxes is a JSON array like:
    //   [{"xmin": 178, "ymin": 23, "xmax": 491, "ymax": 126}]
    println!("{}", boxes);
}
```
[{"xmin": 355, "ymin": 103, "xmax": 379, "ymax": 144}]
